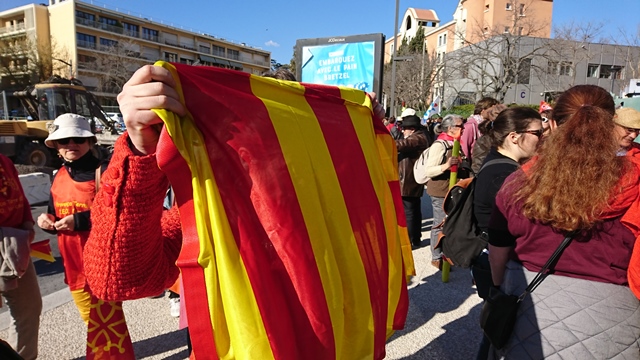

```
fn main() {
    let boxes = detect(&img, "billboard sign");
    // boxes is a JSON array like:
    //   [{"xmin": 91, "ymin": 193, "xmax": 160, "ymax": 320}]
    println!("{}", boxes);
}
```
[{"xmin": 295, "ymin": 33, "xmax": 384, "ymax": 96}]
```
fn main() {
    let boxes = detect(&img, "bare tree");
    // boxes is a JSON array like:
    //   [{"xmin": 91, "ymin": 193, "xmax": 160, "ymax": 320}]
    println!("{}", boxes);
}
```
[
  {"xmin": 0, "ymin": 37, "xmax": 68, "ymax": 88},
  {"xmin": 442, "ymin": 0, "xmax": 551, "ymax": 102},
  {"xmin": 383, "ymin": 27, "xmax": 440, "ymax": 112},
  {"xmin": 611, "ymin": 24, "xmax": 640, "ymax": 80},
  {"xmin": 89, "ymin": 39, "xmax": 149, "ymax": 94},
  {"xmin": 538, "ymin": 21, "xmax": 606, "ymax": 89}
]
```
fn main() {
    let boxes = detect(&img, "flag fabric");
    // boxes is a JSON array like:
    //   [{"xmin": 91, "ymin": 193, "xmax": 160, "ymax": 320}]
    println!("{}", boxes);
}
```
[
  {"xmin": 424, "ymin": 96, "xmax": 441, "ymax": 124},
  {"xmin": 30, "ymin": 239, "xmax": 55, "ymax": 262},
  {"xmin": 152, "ymin": 61, "xmax": 413, "ymax": 360},
  {"xmin": 539, "ymin": 100, "xmax": 552, "ymax": 113},
  {"xmin": 86, "ymin": 296, "xmax": 134, "ymax": 360}
]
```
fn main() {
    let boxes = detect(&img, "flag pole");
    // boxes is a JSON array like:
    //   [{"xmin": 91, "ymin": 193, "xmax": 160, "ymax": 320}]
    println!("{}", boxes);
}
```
[{"xmin": 442, "ymin": 136, "xmax": 460, "ymax": 283}]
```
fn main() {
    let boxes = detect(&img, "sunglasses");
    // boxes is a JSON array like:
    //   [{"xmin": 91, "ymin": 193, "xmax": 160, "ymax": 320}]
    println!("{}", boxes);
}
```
[
  {"xmin": 624, "ymin": 127, "xmax": 640, "ymax": 135},
  {"xmin": 518, "ymin": 129, "xmax": 544, "ymax": 138},
  {"xmin": 453, "ymin": 124, "xmax": 465, "ymax": 129},
  {"xmin": 57, "ymin": 137, "xmax": 88, "ymax": 145}
]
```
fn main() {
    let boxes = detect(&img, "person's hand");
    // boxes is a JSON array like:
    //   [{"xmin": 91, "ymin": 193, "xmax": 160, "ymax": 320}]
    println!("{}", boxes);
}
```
[
  {"xmin": 485, "ymin": 104, "xmax": 508, "ymax": 122},
  {"xmin": 37, "ymin": 213, "xmax": 56, "ymax": 231},
  {"xmin": 53, "ymin": 215, "xmax": 75, "ymax": 232},
  {"xmin": 117, "ymin": 65, "xmax": 186, "ymax": 155},
  {"xmin": 367, "ymin": 92, "xmax": 385, "ymax": 121},
  {"xmin": 443, "ymin": 156, "xmax": 461, "ymax": 170}
]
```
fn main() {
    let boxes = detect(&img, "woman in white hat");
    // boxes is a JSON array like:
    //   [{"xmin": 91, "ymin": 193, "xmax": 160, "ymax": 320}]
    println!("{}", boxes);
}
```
[{"xmin": 36, "ymin": 114, "xmax": 134, "ymax": 356}]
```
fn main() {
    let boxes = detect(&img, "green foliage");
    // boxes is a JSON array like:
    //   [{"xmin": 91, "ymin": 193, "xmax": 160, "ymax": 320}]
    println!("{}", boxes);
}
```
[
  {"xmin": 408, "ymin": 27, "xmax": 426, "ymax": 54},
  {"xmin": 441, "ymin": 104, "xmax": 475, "ymax": 119}
]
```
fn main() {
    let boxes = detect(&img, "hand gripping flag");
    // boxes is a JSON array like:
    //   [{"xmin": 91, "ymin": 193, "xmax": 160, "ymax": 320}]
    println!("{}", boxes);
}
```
[
  {"xmin": 30, "ymin": 239, "xmax": 55, "ymax": 262},
  {"xmin": 152, "ymin": 61, "xmax": 413, "ymax": 360}
]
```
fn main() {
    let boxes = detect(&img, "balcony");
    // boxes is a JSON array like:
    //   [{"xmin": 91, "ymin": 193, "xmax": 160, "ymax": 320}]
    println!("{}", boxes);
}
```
[
  {"xmin": 77, "ymin": 40, "xmax": 97, "ymax": 50},
  {"xmin": 0, "ymin": 23, "xmax": 26, "ymax": 37}
]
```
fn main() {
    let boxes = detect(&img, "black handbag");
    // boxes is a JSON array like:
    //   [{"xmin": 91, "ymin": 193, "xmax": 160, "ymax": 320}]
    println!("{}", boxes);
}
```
[{"xmin": 479, "ymin": 232, "xmax": 576, "ymax": 349}]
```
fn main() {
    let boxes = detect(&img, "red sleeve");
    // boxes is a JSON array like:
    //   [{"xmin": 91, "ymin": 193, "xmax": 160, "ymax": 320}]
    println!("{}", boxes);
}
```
[{"xmin": 84, "ymin": 134, "xmax": 182, "ymax": 301}]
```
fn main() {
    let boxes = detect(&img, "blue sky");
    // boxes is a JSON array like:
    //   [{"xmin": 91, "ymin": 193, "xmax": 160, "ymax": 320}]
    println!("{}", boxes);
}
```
[{"xmin": 3, "ymin": 0, "xmax": 639, "ymax": 64}]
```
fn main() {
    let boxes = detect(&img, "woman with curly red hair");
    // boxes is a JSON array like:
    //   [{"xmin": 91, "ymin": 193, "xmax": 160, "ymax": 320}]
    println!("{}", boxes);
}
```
[{"xmin": 487, "ymin": 85, "xmax": 640, "ymax": 358}]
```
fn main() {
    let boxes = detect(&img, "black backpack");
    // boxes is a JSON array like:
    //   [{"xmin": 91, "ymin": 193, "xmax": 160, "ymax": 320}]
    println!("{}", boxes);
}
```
[{"xmin": 436, "ymin": 158, "xmax": 518, "ymax": 268}]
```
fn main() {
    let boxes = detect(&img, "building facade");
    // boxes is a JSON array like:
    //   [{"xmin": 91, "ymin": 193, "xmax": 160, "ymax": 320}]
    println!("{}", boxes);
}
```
[
  {"xmin": 442, "ymin": 36, "xmax": 640, "ymax": 106},
  {"xmin": 0, "ymin": 0, "xmax": 271, "ymax": 112}
]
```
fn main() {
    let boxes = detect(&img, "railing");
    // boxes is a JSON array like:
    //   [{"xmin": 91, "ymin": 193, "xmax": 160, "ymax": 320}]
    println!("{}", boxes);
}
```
[
  {"xmin": 77, "ymin": 40, "xmax": 97, "ymax": 49},
  {"xmin": 0, "ymin": 23, "xmax": 26, "ymax": 35},
  {"xmin": 141, "ymin": 33, "xmax": 159, "ymax": 42},
  {"xmin": 75, "ymin": 16, "xmax": 127, "ymax": 36}
]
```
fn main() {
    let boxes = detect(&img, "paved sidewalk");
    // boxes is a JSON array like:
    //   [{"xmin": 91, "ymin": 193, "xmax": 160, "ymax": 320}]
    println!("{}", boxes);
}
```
[{"xmin": 1, "ymin": 222, "xmax": 484, "ymax": 359}]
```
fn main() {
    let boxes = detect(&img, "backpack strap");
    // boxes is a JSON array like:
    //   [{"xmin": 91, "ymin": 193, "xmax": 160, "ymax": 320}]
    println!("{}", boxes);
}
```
[{"xmin": 476, "ymin": 157, "xmax": 519, "ymax": 176}]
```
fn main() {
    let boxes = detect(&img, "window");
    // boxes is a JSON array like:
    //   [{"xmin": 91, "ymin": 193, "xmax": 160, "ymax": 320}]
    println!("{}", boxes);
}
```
[
  {"xmin": 77, "ymin": 54, "xmax": 96, "ymax": 69},
  {"xmin": 228, "ymin": 49, "xmax": 240, "ymax": 60},
  {"xmin": 212, "ymin": 45, "xmax": 225, "ymax": 57},
  {"xmin": 559, "ymin": 62, "xmax": 573, "ymax": 76},
  {"xmin": 180, "ymin": 58, "xmax": 193, "ymax": 65},
  {"xmin": 505, "ymin": 3, "xmax": 512, "ymax": 10},
  {"xmin": 100, "ymin": 38, "xmax": 118, "ymax": 48},
  {"xmin": 547, "ymin": 61, "xmax": 558, "ymax": 75},
  {"xmin": 587, "ymin": 64, "xmax": 599, "ymax": 77},
  {"xmin": 164, "ymin": 52, "xmax": 178, "ymax": 62},
  {"xmin": 122, "ymin": 22, "xmax": 138, "ymax": 37},
  {"xmin": 99, "ymin": 16, "xmax": 118, "ymax": 31},
  {"xmin": 443, "ymin": 33, "xmax": 447, "ymax": 45},
  {"xmin": 142, "ymin": 28, "xmax": 159, "ymax": 42},
  {"xmin": 518, "ymin": 58, "xmax": 531, "ymax": 84},
  {"xmin": 504, "ymin": 26, "xmax": 510, "ymax": 34},
  {"xmin": 406, "ymin": 16, "xmax": 412, "ymax": 31},
  {"xmin": 519, "ymin": 4, "xmax": 525, "ymax": 15},
  {"xmin": 77, "ymin": 33, "xmax": 96, "ymax": 49},
  {"xmin": 199, "ymin": 45, "xmax": 210, "ymax": 54},
  {"xmin": 600, "ymin": 65, "xmax": 624, "ymax": 79},
  {"xmin": 438, "ymin": 35, "xmax": 442, "ymax": 46},
  {"xmin": 75, "ymin": 10, "xmax": 95, "ymax": 26},
  {"xmin": 74, "ymin": 94, "xmax": 92, "ymax": 118},
  {"xmin": 517, "ymin": 27, "xmax": 523, "ymax": 35},
  {"xmin": 485, "ymin": 4, "xmax": 490, "ymax": 11}
]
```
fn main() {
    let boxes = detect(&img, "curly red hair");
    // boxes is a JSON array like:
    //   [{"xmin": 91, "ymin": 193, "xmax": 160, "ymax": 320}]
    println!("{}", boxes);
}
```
[{"xmin": 508, "ymin": 85, "xmax": 628, "ymax": 231}]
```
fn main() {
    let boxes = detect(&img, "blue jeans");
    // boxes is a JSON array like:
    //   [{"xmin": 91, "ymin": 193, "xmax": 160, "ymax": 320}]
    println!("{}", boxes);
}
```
[{"xmin": 430, "ymin": 196, "xmax": 444, "ymax": 261}]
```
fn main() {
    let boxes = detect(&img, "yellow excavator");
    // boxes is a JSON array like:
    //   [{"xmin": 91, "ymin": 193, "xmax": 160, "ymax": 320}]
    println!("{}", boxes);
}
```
[{"xmin": 0, "ymin": 76, "xmax": 120, "ymax": 167}]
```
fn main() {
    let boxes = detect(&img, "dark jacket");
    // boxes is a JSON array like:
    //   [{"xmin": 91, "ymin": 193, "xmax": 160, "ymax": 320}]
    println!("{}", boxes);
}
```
[
  {"xmin": 471, "ymin": 135, "xmax": 492, "ymax": 175},
  {"xmin": 396, "ymin": 129, "xmax": 429, "ymax": 197}
]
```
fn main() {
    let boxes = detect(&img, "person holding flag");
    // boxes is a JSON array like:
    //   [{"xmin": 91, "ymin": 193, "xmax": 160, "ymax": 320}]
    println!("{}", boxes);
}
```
[
  {"xmin": 84, "ymin": 64, "xmax": 411, "ymax": 360},
  {"xmin": 414, "ymin": 114, "xmax": 468, "ymax": 269}
]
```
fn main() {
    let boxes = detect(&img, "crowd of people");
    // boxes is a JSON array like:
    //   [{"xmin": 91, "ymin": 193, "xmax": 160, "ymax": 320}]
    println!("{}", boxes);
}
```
[{"xmin": 0, "ymin": 62, "xmax": 639, "ymax": 359}]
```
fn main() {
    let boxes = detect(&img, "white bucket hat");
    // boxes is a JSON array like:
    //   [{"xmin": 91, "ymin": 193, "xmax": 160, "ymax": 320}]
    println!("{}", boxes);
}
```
[{"xmin": 45, "ymin": 113, "xmax": 95, "ymax": 148}]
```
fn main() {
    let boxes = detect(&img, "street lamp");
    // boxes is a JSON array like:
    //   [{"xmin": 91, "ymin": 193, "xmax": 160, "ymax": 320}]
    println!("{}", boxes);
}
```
[
  {"xmin": 610, "ymin": 65, "xmax": 622, "ymax": 96},
  {"xmin": 52, "ymin": 58, "xmax": 73, "ymax": 78},
  {"xmin": 389, "ymin": 0, "xmax": 400, "ymax": 119}
]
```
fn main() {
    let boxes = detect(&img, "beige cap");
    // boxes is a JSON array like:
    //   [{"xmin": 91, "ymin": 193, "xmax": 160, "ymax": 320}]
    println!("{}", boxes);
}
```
[{"xmin": 614, "ymin": 107, "xmax": 640, "ymax": 129}]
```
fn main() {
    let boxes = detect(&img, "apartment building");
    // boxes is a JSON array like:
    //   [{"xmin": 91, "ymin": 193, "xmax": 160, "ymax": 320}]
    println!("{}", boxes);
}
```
[
  {"xmin": 0, "ymin": 0, "xmax": 271, "ymax": 111},
  {"xmin": 385, "ymin": 0, "xmax": 552, "ymax": 64}
]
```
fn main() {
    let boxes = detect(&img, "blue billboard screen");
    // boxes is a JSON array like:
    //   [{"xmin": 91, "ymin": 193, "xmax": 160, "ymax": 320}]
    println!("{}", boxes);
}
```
[{"xmin": 300, "ymin": 41, "xmax": 375, "ymax": 92}]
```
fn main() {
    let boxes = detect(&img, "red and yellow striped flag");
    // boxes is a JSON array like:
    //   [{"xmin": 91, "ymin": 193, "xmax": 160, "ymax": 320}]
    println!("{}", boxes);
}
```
[
  {"xmin": 31, "ymin": 239, "xmax": 55, "ymax": 262},
  {"xmin": 153, "ymin": 61, "xmax": 413, "ymax": 360}
]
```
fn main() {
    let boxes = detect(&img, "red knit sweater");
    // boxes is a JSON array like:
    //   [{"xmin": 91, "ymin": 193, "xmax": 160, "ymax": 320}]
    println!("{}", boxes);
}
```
[{"xmin": 83, "ymin": 134, "xmax": 182, "ymax": 301}]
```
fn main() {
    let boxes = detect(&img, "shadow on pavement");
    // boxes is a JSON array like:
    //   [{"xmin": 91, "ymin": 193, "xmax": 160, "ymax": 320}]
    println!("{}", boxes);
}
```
[
  {"xmin": 34, "ymin": 256, "xmax": 64, "ymax": 276},
  {"xmin": 132, "ymin": 328, "xmax": 189, "ymax": 359},
  {"xmin": 391, "ymin": 270, "xmax": 484, "ymax": 359}
]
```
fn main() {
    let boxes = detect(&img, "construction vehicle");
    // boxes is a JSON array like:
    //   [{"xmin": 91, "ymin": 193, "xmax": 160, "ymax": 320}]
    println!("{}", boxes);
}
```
[{"xmin": 0, "ymin": 76, "xmax": 120, "ymax": 167}]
